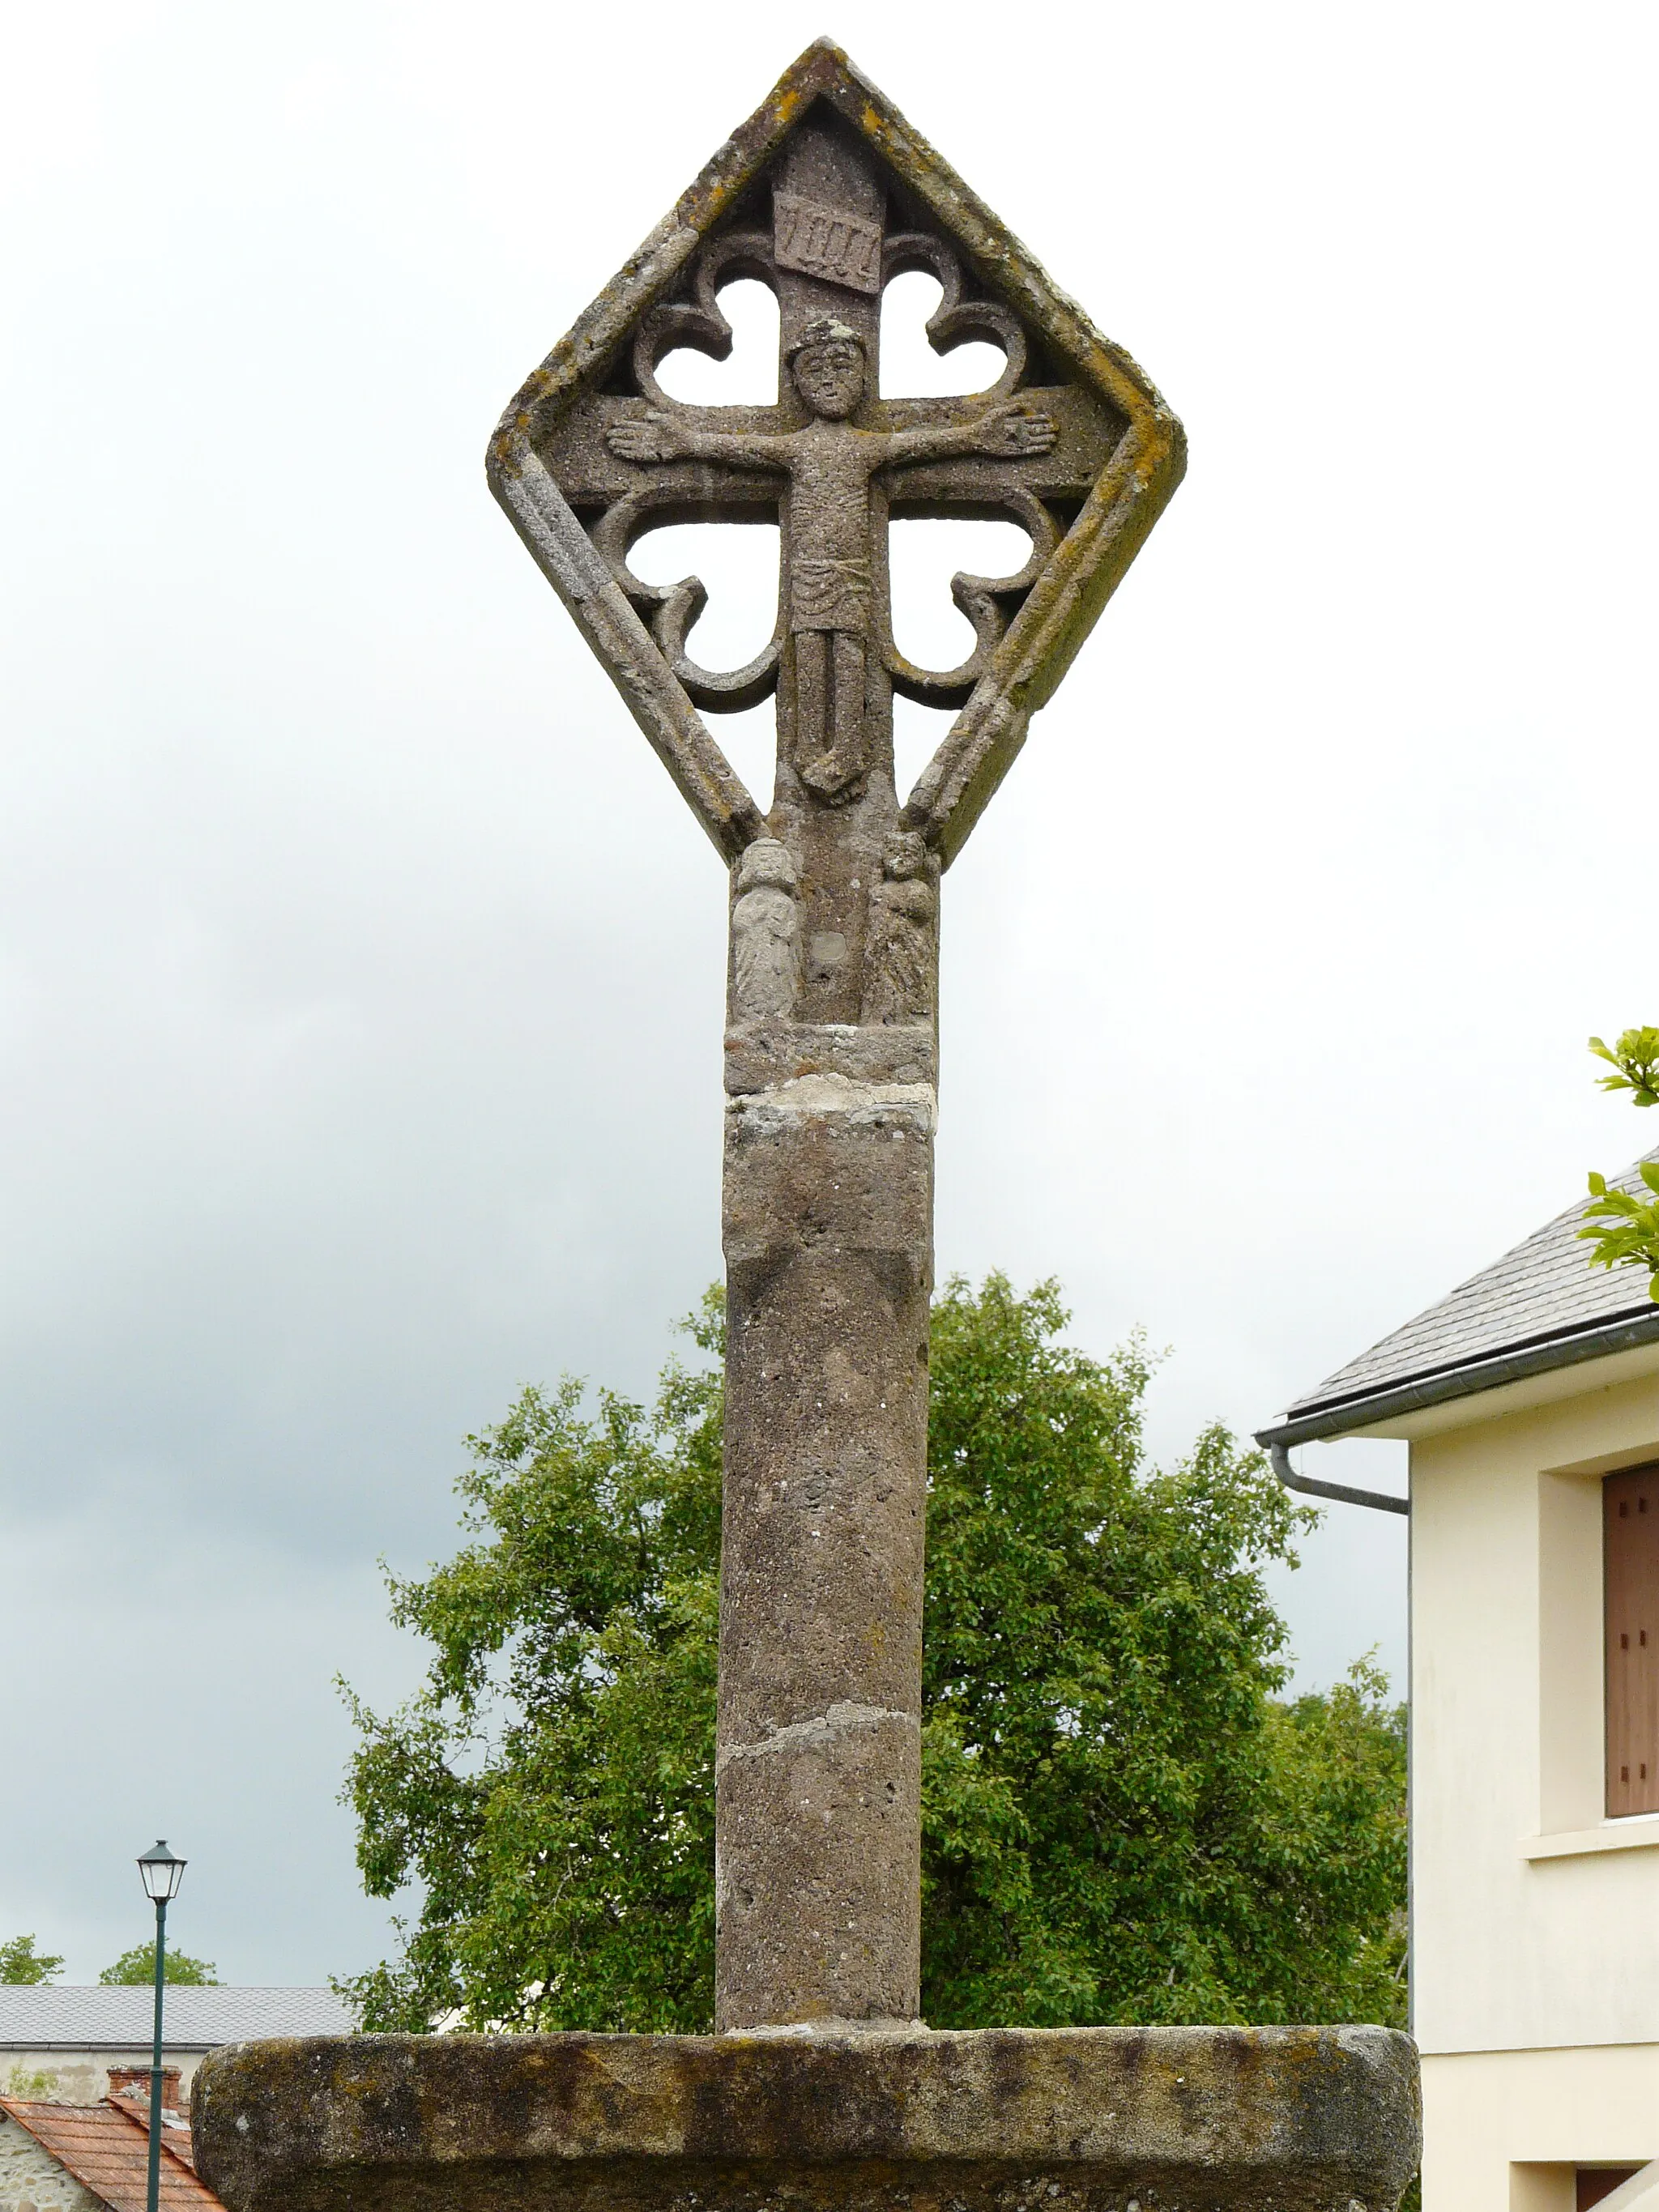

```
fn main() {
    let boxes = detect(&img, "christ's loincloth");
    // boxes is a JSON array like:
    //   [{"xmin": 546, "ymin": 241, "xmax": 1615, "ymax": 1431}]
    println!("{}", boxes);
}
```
[{"xmin": 789, "ymin": 556, "xmax": 873, "ymax": 635}]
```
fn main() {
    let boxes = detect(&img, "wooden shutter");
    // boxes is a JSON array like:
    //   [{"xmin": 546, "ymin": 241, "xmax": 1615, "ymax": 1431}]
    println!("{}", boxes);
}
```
[
  {"xmin": 1605, "ymin": 1465, "xmax": 1659, "ymax": 1816},
  {"xmin": 1579, "ymin": 2171, "xmax": 1642, "ymax": 2210}
]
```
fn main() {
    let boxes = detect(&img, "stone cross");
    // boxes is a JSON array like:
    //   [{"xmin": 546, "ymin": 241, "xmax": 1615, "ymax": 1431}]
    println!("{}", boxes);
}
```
[
  {"xmin": 188, "ymin": 47, "xmax": 1424, "ymax": 2212},
  {"xmin": 488, "ymin": 40, "xmax": 1186, "ymax": 2033},
  {"xmin": 190, "ymin": 45, "xmax": 1418, "ymax": 2212}
]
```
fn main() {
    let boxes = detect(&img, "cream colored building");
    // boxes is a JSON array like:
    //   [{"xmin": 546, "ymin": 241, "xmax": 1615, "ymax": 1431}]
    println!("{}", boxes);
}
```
[
  {"xmin": 0, "ymin": 1987, "xmax": 352, "ymax": 2106},
  {"xmin": 1260, "ymin": 1153, "xmax": 1659, "ymax": 2212}
]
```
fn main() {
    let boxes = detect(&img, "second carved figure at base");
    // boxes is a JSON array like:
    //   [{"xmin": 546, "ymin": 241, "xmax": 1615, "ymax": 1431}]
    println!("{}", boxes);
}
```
[{"xmin": 860, "ymin": 830, "xmax": 937, "ymax": 1028}]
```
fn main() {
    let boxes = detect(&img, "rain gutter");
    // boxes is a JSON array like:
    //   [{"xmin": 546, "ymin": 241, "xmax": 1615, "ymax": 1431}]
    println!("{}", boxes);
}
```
[
  {"xmin": 1256, "ymin": 1304, "xmax": 1659, "ymax": 1516},
  {"xmin": 1265, "ymin": 1440, "xmax": 1409, "ymax": 1516}
]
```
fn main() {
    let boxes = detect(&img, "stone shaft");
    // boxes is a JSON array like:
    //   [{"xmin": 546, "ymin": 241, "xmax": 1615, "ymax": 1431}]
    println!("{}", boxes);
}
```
[{"xmin": 717, "ymin": 1042, "xmax": 934, "ymax": 2031}]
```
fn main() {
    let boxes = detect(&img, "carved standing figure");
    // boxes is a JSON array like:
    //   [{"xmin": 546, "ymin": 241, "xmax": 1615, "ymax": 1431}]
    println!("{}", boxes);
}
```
[
  {"xmin": 608, "ymin": 319, "xmax": 1056, "ymax": 803},
  {"xmin": 728, "ymin": 837, "xmax": 801, "ymax": 1023},
  {"xmin": 860, "ymin": 829, "xmax": 938, "ymax": 1027}
]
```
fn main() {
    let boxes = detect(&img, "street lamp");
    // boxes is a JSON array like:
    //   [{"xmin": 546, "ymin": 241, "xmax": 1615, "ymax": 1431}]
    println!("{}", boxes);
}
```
[{"xmin": 135, "ymin": 1842, "xmax": 186, "ymax": 2212}]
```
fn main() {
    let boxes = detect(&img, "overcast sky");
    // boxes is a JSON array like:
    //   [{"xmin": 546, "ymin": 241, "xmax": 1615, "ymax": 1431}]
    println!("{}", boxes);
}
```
[{"xmin": 2, "ymin": 0, "xmax": 1655, "ymax": 1988}]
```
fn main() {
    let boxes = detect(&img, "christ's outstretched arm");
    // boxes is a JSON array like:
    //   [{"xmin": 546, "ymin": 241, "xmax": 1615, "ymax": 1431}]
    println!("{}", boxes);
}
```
[
  {"xmin": 607, "ymin": 414, "xmax": 790, "ymax": 473},
  {"xmin": 884, "ymin": 396, "xmax": 1058, "ymax": 469}
]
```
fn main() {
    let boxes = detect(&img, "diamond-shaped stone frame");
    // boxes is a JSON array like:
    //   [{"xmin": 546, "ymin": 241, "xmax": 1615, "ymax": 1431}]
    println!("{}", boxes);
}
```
[{"xmin": 485, "ymin": 38, "xmax": 1186, "ymax": 867}]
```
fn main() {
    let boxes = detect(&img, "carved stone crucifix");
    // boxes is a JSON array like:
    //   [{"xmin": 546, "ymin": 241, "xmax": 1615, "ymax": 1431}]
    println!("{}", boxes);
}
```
[
  {"xmin": 488, "ymin": 40, "xmax": 1185, "ymax": 2033},
  {"xmin": 605, "ymin": 315, "xmax": 1056, "ymax": 813}
]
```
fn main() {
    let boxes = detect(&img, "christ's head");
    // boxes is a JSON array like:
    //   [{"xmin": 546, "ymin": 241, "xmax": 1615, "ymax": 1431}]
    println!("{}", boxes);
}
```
[{"xmin": 789, "ymin": 318, "xmax": 865, "ymax": 420}]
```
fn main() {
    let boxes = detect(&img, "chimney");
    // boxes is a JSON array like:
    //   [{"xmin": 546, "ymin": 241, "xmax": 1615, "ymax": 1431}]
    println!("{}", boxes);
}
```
[{"xmin": 106, "ymin": 2065, "xmax": 185, "ymax": 2112}]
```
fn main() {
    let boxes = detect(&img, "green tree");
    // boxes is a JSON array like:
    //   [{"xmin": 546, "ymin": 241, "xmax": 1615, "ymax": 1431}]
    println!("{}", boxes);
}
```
[
  {"xmin": 99, "ymin": 1943, "xmax": 219, "ymax": 1986},
  {"xmin": 1581, "ymin": 1029, "xmax": 1659, "ymax": 1294},
  {"xmin": 0, "ymin": 1935, "xmax": 65, "ymax": 1985},
  {"xmin": 339, "ymin": 1277, "xmax": 1405, "ymax": 2035},
  {"xmin": 919, "ymin": 1281, "xmax": 1403, "ymax": 2028}
]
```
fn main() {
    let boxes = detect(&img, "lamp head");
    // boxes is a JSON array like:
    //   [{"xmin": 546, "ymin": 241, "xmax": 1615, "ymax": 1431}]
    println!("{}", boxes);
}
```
[{"xmin": 136, "ymin": 1840, "xmax": 186, "ymax": 1904}]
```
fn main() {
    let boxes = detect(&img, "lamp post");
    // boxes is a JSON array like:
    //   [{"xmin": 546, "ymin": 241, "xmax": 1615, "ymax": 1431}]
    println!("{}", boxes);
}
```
[{"xmin": 135, "ymin": 1841, "xmax": 186, "ymax": 2212}]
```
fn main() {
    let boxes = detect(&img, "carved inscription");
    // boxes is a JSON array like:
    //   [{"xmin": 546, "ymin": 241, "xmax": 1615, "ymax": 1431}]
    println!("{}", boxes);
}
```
[{"xmin": 774, "ymin": 190, "xmax": 882, "ymax": 294}]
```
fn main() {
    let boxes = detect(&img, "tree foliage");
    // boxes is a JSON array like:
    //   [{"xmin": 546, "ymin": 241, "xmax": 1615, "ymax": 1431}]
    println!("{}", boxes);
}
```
[
  {"xmin": 339, "ymin": 1277, "xmax": 1405, "ymax": 2034},
  {"xmin": 918, "ymin": 1283, "xmax": 1402, "ymax": 2028},
  {"xmin": 98, "ymin": 1943, "xmax": 219, "ymax": 1986},
  {"xmin": 0, "ymin": 1935, "xmax": 64, "ymax": 1985},
  {"xmin": 1580, "ymin": 1030, "xmax": 1659, "ymax": 1294},
  {"xmin": 1589, "ymin": 1029, "xmax": 1659, "ymax": 1109}
]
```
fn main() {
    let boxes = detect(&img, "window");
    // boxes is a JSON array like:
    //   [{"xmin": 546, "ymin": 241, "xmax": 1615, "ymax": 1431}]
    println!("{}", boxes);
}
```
[{"xmin": 1604, "ymin": 1466, "xmax": 1659, "ymax": 1817}]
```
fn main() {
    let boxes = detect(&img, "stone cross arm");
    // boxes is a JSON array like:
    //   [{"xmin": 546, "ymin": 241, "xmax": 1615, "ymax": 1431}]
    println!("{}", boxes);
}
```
[{"xmin": 540, "ymin": 381, "xmax": 1127, "ymax": 717}]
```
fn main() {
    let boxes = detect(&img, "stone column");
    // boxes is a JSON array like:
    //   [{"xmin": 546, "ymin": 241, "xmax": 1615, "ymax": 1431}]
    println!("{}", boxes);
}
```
[{"xmin": 716, "ymin": 1005, "xmax": 936, "ymax": 2031}]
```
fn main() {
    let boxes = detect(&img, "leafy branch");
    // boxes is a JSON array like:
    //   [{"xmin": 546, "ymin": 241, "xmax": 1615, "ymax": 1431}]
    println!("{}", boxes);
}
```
[
  {"xmin": 1579, "ymin": 1164, "xmax": 1659, "ymax": 1299},
  {"xmin": 1589, "ymin": 1029, "xmax": 1659, "ymax": 1107},
  {"xmin": 1580, "ymin": 1031, "xmax": 1659, "ymax": 1296},
  {"xmin": 0, "ymin": 1935, "xmax": 64, "ymax": 1986}
]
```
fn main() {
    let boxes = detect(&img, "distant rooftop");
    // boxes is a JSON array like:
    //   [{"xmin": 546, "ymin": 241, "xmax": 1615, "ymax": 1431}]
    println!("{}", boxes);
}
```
[
  {"xmin": 1260, "ymin": 1148, "xmax": 1659, "ymax": 1447},
  {"xmin": 0, "ymin": 1986, "xmax": 355, "ymax": 2049},
  {"xmin": 0, "ymin": 2096, "xmax": 218, "ymax": 2211}
]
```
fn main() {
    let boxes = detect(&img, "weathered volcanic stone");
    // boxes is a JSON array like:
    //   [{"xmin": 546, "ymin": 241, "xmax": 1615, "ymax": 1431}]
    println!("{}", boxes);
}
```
[
  {"xmin": 192, "ymin": 2023, "xmax": 1421, "ymax": 2212},
  {"xmin": 719, "ymin": 1067, "xmax": 935, "ymax": 2029}
]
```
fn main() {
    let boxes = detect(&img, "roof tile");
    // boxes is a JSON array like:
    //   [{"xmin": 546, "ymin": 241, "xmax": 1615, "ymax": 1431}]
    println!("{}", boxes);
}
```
[{"xmin": 0, "ymin": 2098, "xmax": 222, "ymax": 2211}]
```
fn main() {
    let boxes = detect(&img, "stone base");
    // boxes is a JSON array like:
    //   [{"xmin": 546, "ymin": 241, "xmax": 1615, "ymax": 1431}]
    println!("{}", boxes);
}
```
[{"xmin": 191, "ymin": 2022, "xmax": 1419, "ymax": 2212}]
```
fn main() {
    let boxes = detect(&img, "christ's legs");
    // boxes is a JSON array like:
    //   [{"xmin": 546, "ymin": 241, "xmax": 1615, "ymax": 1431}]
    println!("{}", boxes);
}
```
[
  {"xmin": 832, "ymin": 631, "xmax": 865, "ymax": 772},
  {"xmin": 794, "ymin": 629, "xmax": 829, "ymax": 779},
  {"xmin": 795, "ymin": 629, "xmax": 868, "ymax": 801}
]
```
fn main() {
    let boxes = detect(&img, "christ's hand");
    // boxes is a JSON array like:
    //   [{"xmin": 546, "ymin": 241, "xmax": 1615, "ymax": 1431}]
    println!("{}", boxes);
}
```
[
  {"xmin": 977, "ymin": 400, "xmax": 1057, "ymax": 458},
  {"xmin": 608, "ymin": 413, "xmax": 688, "ymax": 463}
]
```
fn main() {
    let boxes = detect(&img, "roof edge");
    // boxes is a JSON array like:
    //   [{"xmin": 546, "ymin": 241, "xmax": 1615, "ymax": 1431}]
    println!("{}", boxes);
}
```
[
  {"xmin": 0, "ymin": 2039, "xmax": 217, "ymax": 2053},
  {"xmin": 1256, "ymin": 1305, "xmax": 1659, "ymax": 1449},
  {"xmin": 0, "ymin": 2095, "xmax": 207, "ymax": 2208}
]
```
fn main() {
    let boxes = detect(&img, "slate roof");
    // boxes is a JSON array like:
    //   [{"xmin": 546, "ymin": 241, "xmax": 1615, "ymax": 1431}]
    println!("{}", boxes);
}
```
[
  {"xmin": 0, "ymin": 1986, "xmax": 354, "ymax": 2049},
  {"xmin": 1261, "ymin": 1147, "xmax": 1659, "ymax": 1445},
  {"xmin": 0, "ymin": 2097, "xmax": 221, "ymax": 2211}
]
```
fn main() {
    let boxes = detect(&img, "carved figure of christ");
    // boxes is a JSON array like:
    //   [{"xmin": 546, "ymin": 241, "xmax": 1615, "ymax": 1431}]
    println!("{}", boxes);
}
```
[{"xmin": 608, "ymin": 318, "xmax": 1056, "ymax": 802}]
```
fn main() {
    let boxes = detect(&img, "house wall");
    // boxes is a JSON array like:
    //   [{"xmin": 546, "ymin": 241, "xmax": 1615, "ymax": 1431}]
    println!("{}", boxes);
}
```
[
  {"xmin": 0, "ymin": 2052, "xmax": 207, "ymax": 2106},
  {"xmin": 1410, "ymin": 1363, "xmax": 1659, "ymax": 2209},
  {"xmin": 1413, "ymin": 1364, "xmax": 1659, "ymax": 2055},
  {"xmin": 0, "ymin": 2116, "xmax": 101, "ymax": 2212},
  {"xmin": 1421, "ymin": 2046, "xmax": 1659, "ymax": 2209}
]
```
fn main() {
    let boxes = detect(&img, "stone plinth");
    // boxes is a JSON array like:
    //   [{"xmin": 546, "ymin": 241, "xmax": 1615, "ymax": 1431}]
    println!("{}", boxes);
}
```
[{"xmin": 191, "ymin": 2023, "xmax": 1420, "ymax": 2212}]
